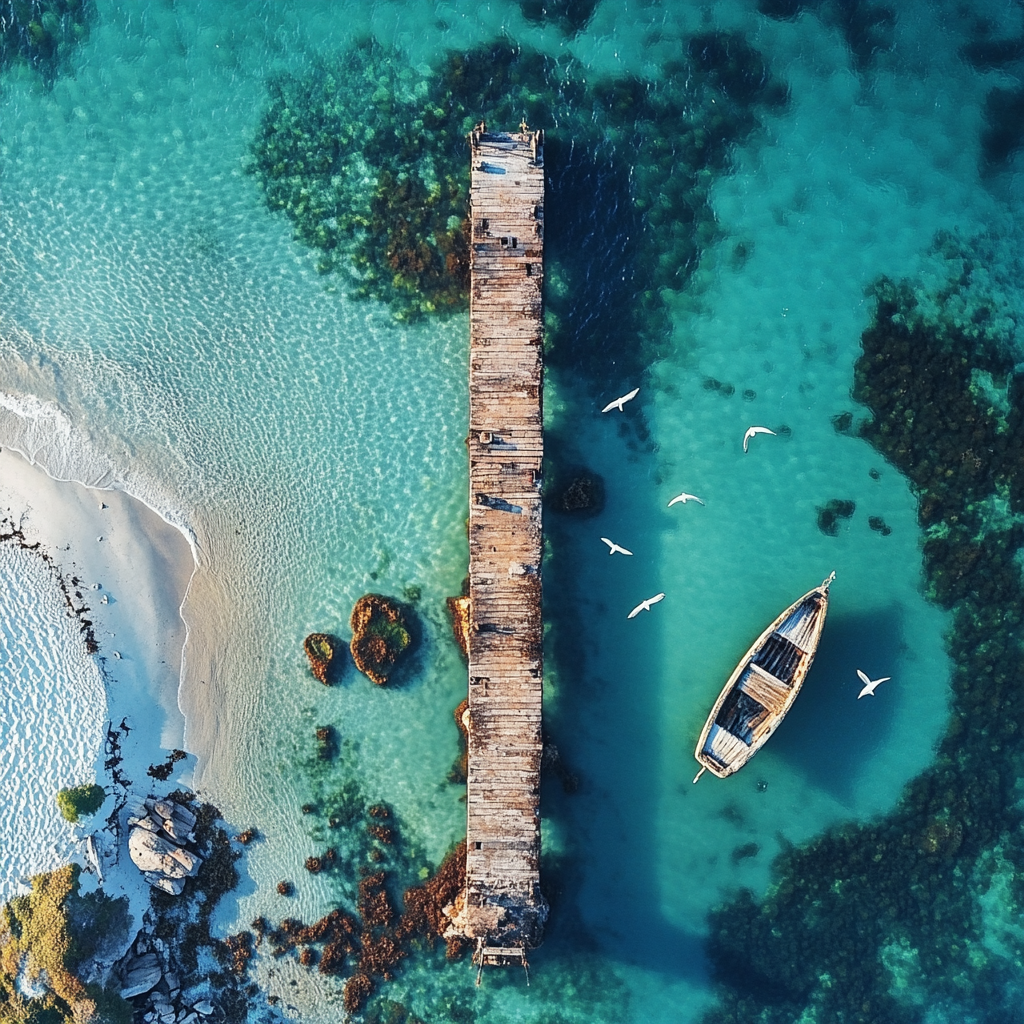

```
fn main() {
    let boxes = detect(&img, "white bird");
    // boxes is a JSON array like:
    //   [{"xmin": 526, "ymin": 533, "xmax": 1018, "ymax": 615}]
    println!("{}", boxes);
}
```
[
  {"xmin": 668, "ymin": 492, "xmax": 704, "ymax": 507},
  {"xmin": 627, "ymin": 593, "xmax": 665, "ymax": 619},
  {"xmin": 601, "ymin": 537, "xmax": 633, "ymax": 556},
  {"xmin": 743, "ymin": 426, "xmax": 777, "ymax": 452},
  {"xmin": 602, "ymin": 387, "xmax": 640, "ymax": 413},
  {"xmin": 856, "ymin": 669, "xmax": 891, "ymax": 699},
  {"xmin": 112, "ymin": 651, "xmax": 121, "ymax": 660}
]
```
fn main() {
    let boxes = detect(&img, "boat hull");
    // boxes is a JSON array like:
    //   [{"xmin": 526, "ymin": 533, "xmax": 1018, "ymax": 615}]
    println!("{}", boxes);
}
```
[{"xmin": 693, "ymin": 574, "xmax": 834, "ymax": 781}]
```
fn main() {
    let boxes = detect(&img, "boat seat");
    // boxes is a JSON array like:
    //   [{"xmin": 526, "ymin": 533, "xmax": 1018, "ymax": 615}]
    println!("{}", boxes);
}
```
[
  {"xmin": 738, "ymin": 664, "xmax": 790, "ymax": 715},
  {"xmin": 704, "ymin": 724, "xmax": 751, "ymax": 768}
]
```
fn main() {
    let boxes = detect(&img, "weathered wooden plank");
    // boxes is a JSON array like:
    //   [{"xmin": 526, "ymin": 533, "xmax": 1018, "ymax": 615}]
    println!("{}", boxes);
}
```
[{"xmin": 457, "ymin": 126, "xmax": 547, "ymax": 951}]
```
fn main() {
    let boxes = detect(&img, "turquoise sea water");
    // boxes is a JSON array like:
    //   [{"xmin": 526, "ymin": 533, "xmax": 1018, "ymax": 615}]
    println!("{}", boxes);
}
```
[{"xmin": 1, "ymin": 0, "xmax": 1023, "ymax": 1020}]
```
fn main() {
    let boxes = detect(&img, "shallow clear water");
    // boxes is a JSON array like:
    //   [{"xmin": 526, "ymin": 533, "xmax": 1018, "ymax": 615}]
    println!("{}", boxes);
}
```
[{"xmin": 1, "ymin": 0, "xmax": 1023, "ymax": 1020}]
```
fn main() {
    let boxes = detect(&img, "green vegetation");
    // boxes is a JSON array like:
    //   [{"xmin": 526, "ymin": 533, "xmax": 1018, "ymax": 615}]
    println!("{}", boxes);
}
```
[
  {"xmin": 55, "ymin": 785, "xmax": 105, "ymax": 824},
  {"xmin": 0, "ymin": 865, "xmax": 130, "ymax": 1024}
]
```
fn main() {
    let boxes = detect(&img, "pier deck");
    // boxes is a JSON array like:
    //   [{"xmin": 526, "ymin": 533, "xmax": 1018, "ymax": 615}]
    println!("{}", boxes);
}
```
[{"xmin": 458, "ymin": 125, "xmax": 547, "ymax": 951}]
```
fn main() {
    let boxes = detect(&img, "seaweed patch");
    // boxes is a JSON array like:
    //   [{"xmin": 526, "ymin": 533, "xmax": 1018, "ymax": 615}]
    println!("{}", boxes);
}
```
[
  {"xmin": 248, "ymin": 32, "xmax": 786, "ymax": 399},
  {"xmin": 701, "ymin": 232, "xmax": 1024, "ymax": 1024}
]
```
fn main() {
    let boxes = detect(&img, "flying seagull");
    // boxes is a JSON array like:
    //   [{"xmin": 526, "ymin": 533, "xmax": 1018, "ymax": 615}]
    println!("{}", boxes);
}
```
[
  {"xmin": 856, "ymin": 669, "xmax": 891, "ymax": 699},
  {"xmin": 743, "ymin": 425, "xmax": 777, "ymax": 453},
  {"xmin": 601, "ymin": 537, "xmax": 633, "ymax": 556},
  {"xmin": 602, "ymin": 387, "xmax": 640, "ymax": 413},
  {"xmin": 627, "ymin": 593, "xmax": 665, "ymax": 619},
  {"xmin": 668, "ymin": 492, "xmax": 704, "ymax": 507}
]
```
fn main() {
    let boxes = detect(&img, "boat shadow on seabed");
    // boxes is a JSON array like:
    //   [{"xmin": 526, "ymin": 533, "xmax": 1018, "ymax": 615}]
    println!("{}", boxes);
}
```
[{"xmin": 773, "ymin": 604, "xmax": 905, "ymax": 804}]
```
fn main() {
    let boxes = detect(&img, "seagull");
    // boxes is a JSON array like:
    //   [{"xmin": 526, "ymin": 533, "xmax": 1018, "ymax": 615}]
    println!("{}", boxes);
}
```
[
  {"xmin": 627, "ymin": 593, "xmax": 665, "ymax": 619},
  {"xmin": 743, "ymin": 426, "xmax": 777, "ymax": 452},
  {"xmin": 668, "ymin": 492, "xmax": 704, "ymax": 507},
  {"xmin": 602, "ymin": 387, "xmax": 640, "ymax": 413},
  {"xmin": 601, "ymin": 537, "xmax": 633, "ymax": 556},
  {"xmin": 856, "ymin": 669, "xmax": 891, "ymax": 699}
]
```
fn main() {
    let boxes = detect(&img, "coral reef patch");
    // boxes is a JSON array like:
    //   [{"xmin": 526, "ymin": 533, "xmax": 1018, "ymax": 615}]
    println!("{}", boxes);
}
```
[
  {"xmin": 248, "ymin": 32, "xmax": 786, "ymax": 398},
  {"xmin": 0, "ymin": 0, "xmax": 93, "ymax": 82},
  {"xmin": 303, "ymin": 632, "xmax": 337, "ymax": 685},
  {"xmin": 981, "ymin": 85, "xmax": 1024, "ymax": 170},
  {"xmin": 701, "ymin": 232, "xmax": 1024, "ymax": 1024},
  {"xmin": 349, "ymin": 595, "xmax": 413, "ymax": 685}
]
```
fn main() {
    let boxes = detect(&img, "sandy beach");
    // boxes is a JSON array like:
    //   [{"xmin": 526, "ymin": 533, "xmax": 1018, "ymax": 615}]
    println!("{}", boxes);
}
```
[{"xmin": 0, "ymin": 445, "xmax": 196, "ymax": 902}]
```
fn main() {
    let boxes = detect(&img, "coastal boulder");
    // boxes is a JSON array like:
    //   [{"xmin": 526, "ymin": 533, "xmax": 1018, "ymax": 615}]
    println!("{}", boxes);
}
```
[
  {"xmin": 145, "ymin": 797, "xmax": 197, "ymax": 844},
  {"xmin": 119, "ymin": 952, "xmax": 163, "ymax": 999},
  {"xmin": 128, "ymin": 825, "xmax": 203, "ymax": 893},
  {"xmin": 303, "ymin": 632, "xmax": 336, "ymax": 684},
  {"xmin": 349, "ymin": 595, "xmax": 413, "ymax": 685}
]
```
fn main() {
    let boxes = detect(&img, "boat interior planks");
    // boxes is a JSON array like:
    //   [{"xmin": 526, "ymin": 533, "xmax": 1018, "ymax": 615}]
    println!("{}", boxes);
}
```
[{"xmin": 693, "ymin": 572, "xmax": 835, "ymax": 782}]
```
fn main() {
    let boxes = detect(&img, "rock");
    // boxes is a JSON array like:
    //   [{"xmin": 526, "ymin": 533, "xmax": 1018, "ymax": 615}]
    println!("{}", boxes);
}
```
[
  {"xmin": 128, "ymin": 814, "xmax": 161, "ymax": 834},
  {"xmin": 445, "ymin": 596, "xmax": 471, "ymax": 658},
  {"xmin": 349, "ymin": 594, "xmax": 413, "ymax": 685},
  {"xmin": 144, "ymin": 873, "xmax": 185, "ymax": 895},
  {"xmin": 130, "ymin": 828, "xmax": 203, "ymax": 886},
  {"xmin": 304, "ymin": 632, "xmax": 336, "ymax": 685},
  {"xmin": 120, "ymin": 953, "xmax": 163, "ymax": 999},
  {"xmin": 145, "ymin": 798, "xmax": 197, "ymax": 843},
  {"xmin": 179, "ymin": 1013, "xmax": 198, "ymax": 1024},
  {"xmin": 192, "ymin": 1002, "xmax": 214, "ymax": 1016},
  {"xmin": 553, "ymin": 468, "xmax": 605, "ymax": 516}
]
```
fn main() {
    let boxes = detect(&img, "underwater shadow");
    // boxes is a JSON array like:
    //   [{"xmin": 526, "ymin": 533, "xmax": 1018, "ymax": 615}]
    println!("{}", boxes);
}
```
[
  {"xmin": 537, "ymin": 431, "xmax": 708, "ymax": 986},
  {"xmin": 773, "ymin": 605, "xmax": 904, "ymax": 804}
]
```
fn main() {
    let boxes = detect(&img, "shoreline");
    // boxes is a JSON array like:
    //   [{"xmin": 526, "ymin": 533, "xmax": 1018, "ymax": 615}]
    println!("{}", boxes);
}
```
[{"xmin": 0, "ymin": 445, "xmax": 198, "ymax": 901}]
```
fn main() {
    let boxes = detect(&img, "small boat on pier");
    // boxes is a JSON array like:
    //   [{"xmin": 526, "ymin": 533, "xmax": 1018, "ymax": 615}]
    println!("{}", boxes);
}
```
[{"xmin": 693, "ymin": 572, "xmax": 835, "ymax": 783}]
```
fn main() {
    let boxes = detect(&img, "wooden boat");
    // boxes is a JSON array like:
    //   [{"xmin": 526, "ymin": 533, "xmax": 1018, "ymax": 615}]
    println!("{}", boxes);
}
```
[{"xmin": 693, "ymin": 572, "xmax": 835, "ymax": 783}]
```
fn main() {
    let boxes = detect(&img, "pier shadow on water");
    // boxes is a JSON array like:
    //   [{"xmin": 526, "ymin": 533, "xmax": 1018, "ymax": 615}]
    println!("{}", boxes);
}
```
[
  {"xmin": 772, "ymin": 605, "xmax": 906, "ymax": 805},
  {"xmin": 538, "ymin": 430, "xmax": 707, "ymax": 990}
]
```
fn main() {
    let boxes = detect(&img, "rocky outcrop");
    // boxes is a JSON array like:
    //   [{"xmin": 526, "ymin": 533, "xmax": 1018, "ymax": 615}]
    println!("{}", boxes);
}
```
[
  {"xmin": 445, "ymin": 596, "xmax": 471, "ymax": 658},
  {"xmin": 303, "ymin": 633, "xmax": 336, "ymax": 685},
  {"xmin": 118, "ymin": 929, "xmax": 219, "ymax": 1019},
  {"xmin": 349, "ymin": 595, "xmax": 413, "ymax": 686},
  {"xmin": 120, "ymin": 952, "xmax": 162, "ymax": 999},
  {"xmin": 127, "ymin": 798, "xmax": 202, "ymax": 895}
]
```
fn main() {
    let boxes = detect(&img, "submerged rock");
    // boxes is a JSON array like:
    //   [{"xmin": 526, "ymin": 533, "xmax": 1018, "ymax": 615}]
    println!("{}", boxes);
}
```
[
  {"xmin": 303, "ymin": 632, "xmax": 336, "ymax": 685},
  {"xmin": 349, "ymin": 595, "xmax": 413, "ymax": 685},
  {"xmin": 551, "ymin": 468, "xmax": 605, "ymax": 517},
  {"xmin": 816, "ymin": 498, "xmax": 856, "ymax": 536}
]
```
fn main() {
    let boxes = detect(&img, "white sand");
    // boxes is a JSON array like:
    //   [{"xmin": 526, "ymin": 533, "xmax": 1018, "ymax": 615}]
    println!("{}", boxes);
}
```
[{"xmin": 0, "ymin": 446, "xmax": 196, "ymax": 914}]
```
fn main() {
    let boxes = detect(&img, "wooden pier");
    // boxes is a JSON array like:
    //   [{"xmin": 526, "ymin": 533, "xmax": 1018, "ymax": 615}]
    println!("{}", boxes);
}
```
[{"xmin": 451, "ymin": 125, "xmax": 548, "ymax": 955}]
